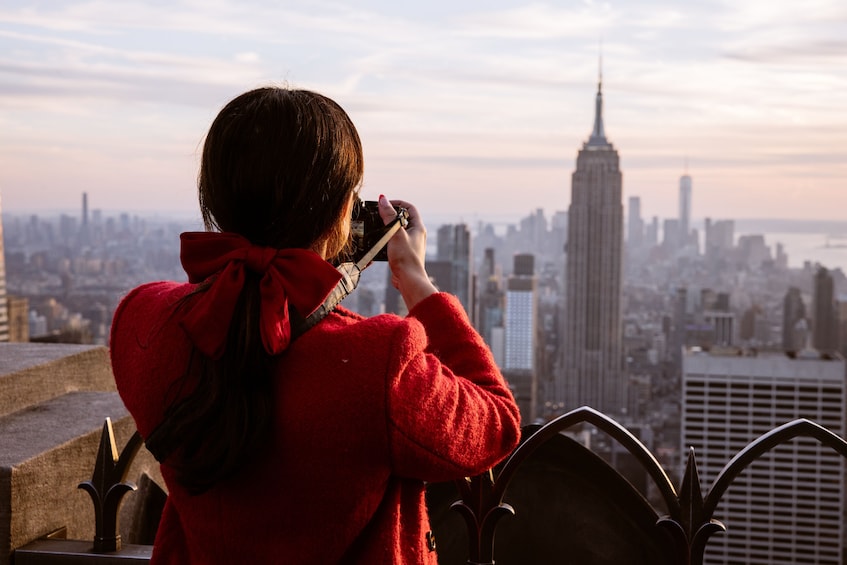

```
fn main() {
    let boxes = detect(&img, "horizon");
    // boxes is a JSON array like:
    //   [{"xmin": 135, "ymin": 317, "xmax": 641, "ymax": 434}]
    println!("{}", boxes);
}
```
[
  {"xmin": 4, "ymin": 204, "xmax": 847, "ymax": 235},
  {"xmin": 1, "ymin": 1, "xmax": 846, "ymax": 221}
]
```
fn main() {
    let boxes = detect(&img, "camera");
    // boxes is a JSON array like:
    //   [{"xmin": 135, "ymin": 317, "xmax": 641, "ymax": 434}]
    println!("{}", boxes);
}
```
[{"xmin": 349, "ymin": 199, "xmax": 407, "ymax": 262}]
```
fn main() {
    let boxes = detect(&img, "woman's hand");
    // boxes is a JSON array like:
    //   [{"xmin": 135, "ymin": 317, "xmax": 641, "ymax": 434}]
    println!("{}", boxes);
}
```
[{"xmin": 378, "ymin": 195, "xmax": 438, "ymax": 311}]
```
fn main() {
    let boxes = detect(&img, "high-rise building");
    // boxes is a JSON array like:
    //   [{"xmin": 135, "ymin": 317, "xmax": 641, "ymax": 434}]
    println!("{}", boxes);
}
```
[
  {"xmin": 704, "ymin": 311, "xmax": 735, "ymax": 347},
  {"xmin": 782, "ymin": 286, "xmax": 807, "ymax": 352},
  {"xmin": 627, "ymin": 196, "xmax": 643, "ymax": 249},
  {"xmin": 435, "ymin": 223, "xmax": 472, "ymax": 314},
  {"xmin": 838, "ymin": 298, "xmax": 847, "ymax": 358},
  {"xmin": 644, "ymin": 216, "xmax": 659, "ymax": 248},
  {"xmin": 662, "ymin": 218, "xmax": 680, "ymax": 252},
  {"xmin": 813, "ymin": 267, "xmax": 838, "ymax": 353},
  {"xmin": 682, "ymin": 349, "xmax": 845, "ymax": 564},
  {"xmin": 505, "ymin": 253, "xmax": 538, "ymax": 422},
  {"xmin": 7, "ymin": 296, "xmax": 29, "ymax": 342},
  {"xmin": 703, "ymin": 218, "xmax": 735, "ymax": 260},
  {"xmin": 0, "ymin": 194, "xmax": 9, "ymax": 342},
  {"xmin": 559, "ymin": 74, "xmax": 624, "ymax": 414},
  {"xmin": 476, "ymin": 248, "xmax": 504, "ymax": 347},
  {"xmin": 679, "ymin": 174, "xmax": 692, "ymax": 246},
  {"xmin": 80, "ymin": 192, "xmax": 90, "ymax": 245}
]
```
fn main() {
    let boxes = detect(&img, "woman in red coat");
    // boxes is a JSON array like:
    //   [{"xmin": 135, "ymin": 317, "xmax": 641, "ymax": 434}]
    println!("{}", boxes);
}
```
[{"xmin": 110, "ymin": 87, "xmax": 521, "ymax": 564}]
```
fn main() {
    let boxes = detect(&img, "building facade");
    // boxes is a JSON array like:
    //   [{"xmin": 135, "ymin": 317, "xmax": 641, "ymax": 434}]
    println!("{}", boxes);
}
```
[
  {"xmin": 435, "ymin": 223, "xmax": 472, "ymax": 315},
  {"xmin": 782, "ymin": 286, "xmax": 807, "ymax": 352},
  {"xmin": 813, "ymin": 267, "xmax": 838, "ymax": 353},
  {"xmin": 504, "ymin": 254, "xmax": 538, "ymax": 422},
  {"xmin": 678, "ymin": 174, "xmax": 692, "ymax": 248},
  {"xmin": 682, "ymin": 349, "xmax": 845, "ymax": 564},
  {"xmin": 627, "ymin": 195, "xmax": 643, "ymax": 251},
  {"xmin": 0, "ymin": 194, "xmax": 9, "ymax": 342},
  {"xmin": 559, "ymin": 77, "xmax": 624, "ymax": 414}
]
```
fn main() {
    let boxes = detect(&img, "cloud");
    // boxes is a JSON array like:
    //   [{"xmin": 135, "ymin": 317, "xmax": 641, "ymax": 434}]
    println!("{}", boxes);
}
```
[
  {"xmin": 0, "ymin": 0, "xmax": 845, "ymax": 221},
  {"xmin": 453, "ymin": 3, "xmax": 616, "ymax": 40},
  {"xmin": 723, "ymin": 39, "xmax": 847, "ymax": 64}
]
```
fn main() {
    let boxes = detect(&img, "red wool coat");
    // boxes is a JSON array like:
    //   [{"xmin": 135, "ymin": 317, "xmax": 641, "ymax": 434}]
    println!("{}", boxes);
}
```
[{"xmin": 110, "ymin": 282, "xmax": 521, "ymax": 564}]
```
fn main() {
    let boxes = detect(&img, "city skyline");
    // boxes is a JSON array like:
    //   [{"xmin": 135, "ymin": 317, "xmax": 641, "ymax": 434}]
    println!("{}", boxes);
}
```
[{"xmin": 1, "ymin": 1, "xmax": 845, "ymax": 223}]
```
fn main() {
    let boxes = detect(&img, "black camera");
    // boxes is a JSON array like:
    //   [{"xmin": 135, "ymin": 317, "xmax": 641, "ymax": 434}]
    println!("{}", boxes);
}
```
[{"xmin": 349, "ymin": 200, "xmax": 407, "ymax": 262}]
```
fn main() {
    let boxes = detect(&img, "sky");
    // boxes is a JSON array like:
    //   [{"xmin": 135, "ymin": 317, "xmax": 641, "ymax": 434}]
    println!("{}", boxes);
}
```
[{"xmin": 1, "ymin": 0, "xmax": 845, "ymax": 227}]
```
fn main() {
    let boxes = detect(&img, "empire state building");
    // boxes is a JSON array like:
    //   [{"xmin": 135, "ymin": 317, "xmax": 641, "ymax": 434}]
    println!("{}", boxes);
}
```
[{"xmin": 559, "ymin": 76, "xmax": 624, "ymax": 414}]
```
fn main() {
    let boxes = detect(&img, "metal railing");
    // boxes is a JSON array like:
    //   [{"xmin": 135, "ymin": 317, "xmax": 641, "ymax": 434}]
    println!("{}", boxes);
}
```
[
  {"xmin": 14, "ymin": 419, "xmax": 151, "ymax": 565},
  {"xmin": 434, "ymin": 406, "xmax": 847, "ymax": 565},
  {"xmin": 14, "ymin": 407, "xmax": 847, "ymax": 564}
]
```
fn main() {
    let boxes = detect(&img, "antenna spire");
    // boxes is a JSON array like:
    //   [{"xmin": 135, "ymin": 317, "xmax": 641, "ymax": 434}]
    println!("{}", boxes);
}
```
[
  {"xmin": 587, "ymin": 45, "xmax": 608, "ymax": 147},
  {"xmin": 598, "ymin": 40, "xmax": 603, "ymax": 90}
]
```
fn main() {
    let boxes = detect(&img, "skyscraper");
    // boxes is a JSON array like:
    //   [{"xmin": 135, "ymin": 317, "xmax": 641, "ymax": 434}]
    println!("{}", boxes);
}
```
[
  {"xmin": 678, "ymin": 173, "xmax": 692, "ymax": 247},
  {"xmin": 0, "ymin": 194, "xmax": 9, "ymax": 342},
  {"xmin": 682, "ymin": 349, "xmax": 845, "ymax": 564},
  {"xmin": 82, "ymin": 192, "xmax": 89, "ymax": 227},
  {"xmin": 782, "ymin": 286, "xmax": 806, "ymax": 352},
  {"xmin": 435, "ymin": 223, "xmax": 472, "ymax": 314},
  {"xmin": 505, "ymin": 253, "xmax": 538, "ymax": 422},
  {"xmin": 813, "ymin": 266, "xmax": 838, "ymax": 353},
  {"xmin": 80, "ymin": 192, "xmax": 91, "ymax": 246},
  {"xmin": 627, "ymin": 196, "xmax": 643, "ymax": 249},
  {"xmin": 704, "ymin": 218, "xmax": 735, "ymax": 260},
  {"xmin": 476, "ymin": 247, "xmax": 504, "ymax": 347},
  {"xmin": 559, "ymin": 74, "xmax": 624, "ymax": 414}
]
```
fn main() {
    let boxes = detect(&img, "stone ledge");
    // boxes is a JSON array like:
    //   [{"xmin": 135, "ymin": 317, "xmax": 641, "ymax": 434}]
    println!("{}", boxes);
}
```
[
  {"xmin": 1, "ymin": 391, "xmax": 160, "ymax": 565},
  {"xmin": 0, "ymin": 344, "xmax": 115, "ymax": 419},
  {"xmin": 15, "ymin": 539, "xmax": 152, "ymax": 563}
]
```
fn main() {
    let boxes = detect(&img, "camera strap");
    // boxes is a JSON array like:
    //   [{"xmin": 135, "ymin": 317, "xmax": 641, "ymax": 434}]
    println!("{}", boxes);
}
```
[
  {"xmin": 144, "ymin": 212, "xmax": 408, "ymax": 464},
  {"xmin": 291, "ymin": 211, "xmax": 408, "ymax": 339}
]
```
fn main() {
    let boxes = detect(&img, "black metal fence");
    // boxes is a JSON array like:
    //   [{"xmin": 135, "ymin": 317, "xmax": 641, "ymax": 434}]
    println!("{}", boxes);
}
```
[{"xmin": 14, "ymin": 407, "xmax": 847, "ymax": 564}]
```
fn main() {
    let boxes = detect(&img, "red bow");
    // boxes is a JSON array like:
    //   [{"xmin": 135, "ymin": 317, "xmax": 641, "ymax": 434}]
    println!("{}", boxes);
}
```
[{"xmin": 178, "ymin": 232, "xmax": 343, "ymax": 359}]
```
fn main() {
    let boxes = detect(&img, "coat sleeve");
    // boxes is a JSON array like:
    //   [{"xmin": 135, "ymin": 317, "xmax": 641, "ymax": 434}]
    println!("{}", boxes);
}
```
[{"xmin": 385, "ymin": 292, "xmax": 521, "ymax": 482}]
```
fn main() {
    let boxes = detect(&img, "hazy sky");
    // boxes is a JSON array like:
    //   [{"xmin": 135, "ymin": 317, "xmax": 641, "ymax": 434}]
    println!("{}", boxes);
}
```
[{"xmin": 1, "ymin": 0, "xmax": 845, "ymax": 226}]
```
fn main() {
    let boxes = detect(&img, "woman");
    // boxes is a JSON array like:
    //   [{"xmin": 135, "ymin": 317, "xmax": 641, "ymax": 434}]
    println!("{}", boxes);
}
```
[{"xmin": 110, "ymin": 87, "xmax": 521, "ymax": 564}]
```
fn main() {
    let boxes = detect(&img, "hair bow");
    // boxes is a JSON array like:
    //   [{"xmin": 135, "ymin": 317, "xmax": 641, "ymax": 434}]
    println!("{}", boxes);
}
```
[{"xmin": 178, "ymin": 232, "xmax": 343, "ymax": 359}]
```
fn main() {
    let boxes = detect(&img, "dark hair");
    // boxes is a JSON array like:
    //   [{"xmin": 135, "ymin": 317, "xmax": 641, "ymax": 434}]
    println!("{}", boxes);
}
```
[
  {"xmin": 199, "ymin": 87, "xmax": 363, "ymax": 253},
  {"xmin": 165, "ymin": 87, "xmax": 363, "ymax": 494}
]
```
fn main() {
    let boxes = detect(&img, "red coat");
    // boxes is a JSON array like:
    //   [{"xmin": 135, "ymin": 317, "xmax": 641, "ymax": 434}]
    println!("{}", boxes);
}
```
[{"xmin": 110, "ymin": 282, "xmax": 521, "ymax": 564}]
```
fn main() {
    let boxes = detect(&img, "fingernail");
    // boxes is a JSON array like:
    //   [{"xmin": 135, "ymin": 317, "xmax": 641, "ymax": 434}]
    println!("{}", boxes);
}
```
[{"xmin": 379, "ymin": 194, "xmax": 386, "ymax": 202}]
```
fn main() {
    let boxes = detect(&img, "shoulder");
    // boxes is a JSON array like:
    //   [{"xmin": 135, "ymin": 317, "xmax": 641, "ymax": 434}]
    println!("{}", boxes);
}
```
[
  {"xmin": 117, "ymin": 280, "xmax": 192, "ymax": 310},
  {"xmin": 307, "ymin": 306, "xmax": 411, "ymax": 348},
  {"xmin": 109, "ymin": 281, "xmax": 196, "ymax": 438},
  {"xmin": 113, "ymin": 281, "xmax": 191, "ymax": 323},
  {"xmin": 110, "ymin": 281, "xmax": 194, "ymax": 353},
  {"xmin": 316, "ymin": 293, "xmax": 468, "ymax": 347}
]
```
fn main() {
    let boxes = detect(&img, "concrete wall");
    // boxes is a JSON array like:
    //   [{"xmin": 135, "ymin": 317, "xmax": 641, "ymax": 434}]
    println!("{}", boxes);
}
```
[{"xmin": 0, "ymin": 344, "xmax": 163, "ymax": 565}]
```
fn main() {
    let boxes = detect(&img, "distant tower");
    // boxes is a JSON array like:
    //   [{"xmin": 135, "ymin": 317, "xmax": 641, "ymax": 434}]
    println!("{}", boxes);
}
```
[
  {"xmin": 782, "ymin": 287, "xmax": 806, "ymax": 352},
  {"xmin": 477, "ymin": 248, "xmax": 504, "ymax": 347},
  {"xmin": 679, "ymin": 173, "xmax": 692, "ymax": 247},
  {"xmin": 813, "ymin": 267, "xmax": 837, "ymax": 353},
  {"xmin": 627, "ymin": 196, "xmax": 643, "ymax": 249},
  {"xmin": 0, "ymin": 194, "xmax": 9, "ymax": 342},
  {"xmin": 505, "ymin": 253, "xmax": 538, "ymax": 422},
  {"xmin": 80, "ymin": 192, "xmax": 91, "ymax": 245},
  {"xmin": 559, "ymin": 70, "xmax": 624, "ymax": 414},
  {"xmin": 435, "ymin": 224, "xmax": 472, "ymax": 314}
]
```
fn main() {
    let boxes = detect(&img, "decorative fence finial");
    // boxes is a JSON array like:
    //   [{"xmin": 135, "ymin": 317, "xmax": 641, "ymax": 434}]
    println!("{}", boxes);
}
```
[{"xmin": 78, "ymin": 418, "xmax": 143, "ymax": 552}]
